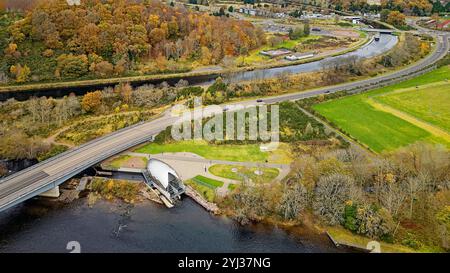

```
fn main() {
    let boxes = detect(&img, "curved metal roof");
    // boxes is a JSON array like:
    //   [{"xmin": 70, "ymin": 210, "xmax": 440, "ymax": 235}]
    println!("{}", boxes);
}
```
[{"xmin": 147, "ymin": 159, "xmax": 179, "ymax": 189}]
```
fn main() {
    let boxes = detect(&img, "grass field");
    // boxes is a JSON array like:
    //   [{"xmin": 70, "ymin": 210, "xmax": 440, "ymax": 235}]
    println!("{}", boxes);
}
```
[
  {"xmin": 135, "ymin": 140, "xmax": 291, "ymax": 163},
  {"xmin": 192, "ymin": 175, "xmax": 224, "ymax": 189},
  {"xmin": 209, "ymin": 164, "xmax": 279, "ymax": 183},
  {"xmin": 313, "ymin": 66, "xmax": 450, "ymax": 152},
  {"xmin": 374, "ymin": 82, "xmax": 450, "ymax": 132},
  {"xmin": 104, "ymin": 155, "xmax": 148, "ymax": 169}
]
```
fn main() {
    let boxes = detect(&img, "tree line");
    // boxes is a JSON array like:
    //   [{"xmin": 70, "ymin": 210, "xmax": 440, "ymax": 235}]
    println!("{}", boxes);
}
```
[{"xmin": 222, "ymin": 142, "xmax": 450, "ymax": 251}]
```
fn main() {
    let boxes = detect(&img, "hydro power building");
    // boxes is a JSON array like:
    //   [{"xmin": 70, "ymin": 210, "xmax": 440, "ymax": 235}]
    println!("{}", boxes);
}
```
[{"xmin": 143, "ymin": 159, "xmax": 185, "ymax": 204}]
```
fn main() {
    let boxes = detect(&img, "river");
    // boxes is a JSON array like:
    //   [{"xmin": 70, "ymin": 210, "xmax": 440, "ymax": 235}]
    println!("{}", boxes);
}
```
[{"xmin": 0, "ymin": 196, "xmax": 345, "ymax": 253}]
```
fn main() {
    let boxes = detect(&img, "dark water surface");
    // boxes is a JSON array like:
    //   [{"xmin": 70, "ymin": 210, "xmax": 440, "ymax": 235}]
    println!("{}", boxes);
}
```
[{"xmin": 0, "ymin": 197, "xmax": 344, "ymax": 253}]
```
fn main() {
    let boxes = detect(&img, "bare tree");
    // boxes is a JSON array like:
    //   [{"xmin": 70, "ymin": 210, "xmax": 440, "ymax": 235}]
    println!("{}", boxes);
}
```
[
  {"xmin": 313, "ymin": 174, "xmax": 355, "ymax": 225},
  {"xmin": 277, "ymin": 182, "xmax": 308, "ymax": 220}
]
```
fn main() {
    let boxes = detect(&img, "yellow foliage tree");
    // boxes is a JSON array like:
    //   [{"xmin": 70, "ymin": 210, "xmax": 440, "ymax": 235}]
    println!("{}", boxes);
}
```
[
  {"xmin": 81, "ymin": 91, "xmax": 102, "ymax": 113},
  {"xmin": 10, "ymin": 64, "xmax": 31, "ymax": 83}
]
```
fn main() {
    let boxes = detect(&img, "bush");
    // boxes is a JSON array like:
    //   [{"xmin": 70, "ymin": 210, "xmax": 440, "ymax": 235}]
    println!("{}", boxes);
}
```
[
  {"xmin": 37, "ymin": 144, "xmax": 68, "ymax": 162},
  {"xmin": 90, "ymin": 178, "xmax": 140, "ymax": 203}
]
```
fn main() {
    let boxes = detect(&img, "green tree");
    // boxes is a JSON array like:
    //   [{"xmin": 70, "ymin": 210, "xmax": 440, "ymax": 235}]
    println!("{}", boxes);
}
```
[{"xmin": 56, "ymin": 54, "xmax": 89, "ymax": 79}]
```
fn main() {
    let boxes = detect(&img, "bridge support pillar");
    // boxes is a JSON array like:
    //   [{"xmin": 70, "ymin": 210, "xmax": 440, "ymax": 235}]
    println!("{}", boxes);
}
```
[{"xmin": 39, "ymin": 186, "xmax": 60, "ymax": 198}]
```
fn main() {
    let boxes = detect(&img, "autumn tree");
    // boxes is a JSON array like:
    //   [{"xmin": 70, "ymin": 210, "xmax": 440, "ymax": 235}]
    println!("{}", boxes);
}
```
[
  {"xmin": 115, "ymin": 83, "xmax": 133, "ymax": 104},
  {"xmin": 81, "ymin": 91, "xmax": 102, "ymax": 113},
  {"xmin": 56, "ymin": 54, "xmax": 88, "ymax": 79},
  {"xmin": 387, "ymin": 11, "xmax": 406, "ymax": 27},
  {"xmin": 10, "ymin": 64, "xmax": 31, "ymax": 83}
]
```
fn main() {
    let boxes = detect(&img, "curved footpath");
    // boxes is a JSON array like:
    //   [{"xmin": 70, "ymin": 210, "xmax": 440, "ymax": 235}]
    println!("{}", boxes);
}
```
[{"xmin": 0, "ymin": 31, "xmax": 448, "ymax": 212}]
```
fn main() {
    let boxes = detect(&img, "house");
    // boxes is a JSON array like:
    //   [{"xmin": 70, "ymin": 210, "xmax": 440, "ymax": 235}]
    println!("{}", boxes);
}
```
[{"xmin": 437, "ymin": 20, "xmax": 450, "ymax": 29}]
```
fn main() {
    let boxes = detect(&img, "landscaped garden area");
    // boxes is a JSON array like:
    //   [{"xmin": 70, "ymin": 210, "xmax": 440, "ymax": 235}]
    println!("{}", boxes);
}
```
[
  {"xmin": 136, "ymin": 140, "xmax": 272, "ymax": 163},
  {"xmin": 185, "ymin": 175, "xmax": 225, "ymax": 202},
  {"xmin": 209, "ymin": 164, "xmax": 279, "ymax": 184}
]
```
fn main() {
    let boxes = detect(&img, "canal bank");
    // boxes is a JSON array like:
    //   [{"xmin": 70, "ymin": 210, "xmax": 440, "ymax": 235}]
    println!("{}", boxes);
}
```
[{"xmin": 0, "ymin": 34, "xmax": 395, "ymax": 101}]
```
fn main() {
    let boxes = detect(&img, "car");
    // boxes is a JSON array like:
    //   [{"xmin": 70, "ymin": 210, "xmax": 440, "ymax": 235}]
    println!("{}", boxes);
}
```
[
  {"xmin": 256, "ymin": 99, "xmax": 264, "ymax": 103},
  {"xmin": 324, "ymin": 91, "xmax": 331, "ymax": 94}
]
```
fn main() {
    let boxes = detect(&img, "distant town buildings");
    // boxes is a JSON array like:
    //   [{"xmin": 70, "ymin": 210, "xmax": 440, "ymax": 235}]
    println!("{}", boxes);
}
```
[
  {"xmin": 66, "ymin": 0, "xmax": 81, "ymax": 5},
  {"xmin": 366, "ymin": 0, "xmax": 381, "ymax": 6},
  {"xmin": 238, "ymin": 8, "xmax": 287, "ymax": 19}
]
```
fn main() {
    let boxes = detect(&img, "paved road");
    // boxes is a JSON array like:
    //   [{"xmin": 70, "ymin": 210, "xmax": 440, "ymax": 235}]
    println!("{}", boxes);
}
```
[{"xmin": 0, "ymin": 30, "xmax": 448, "ymax": 212}]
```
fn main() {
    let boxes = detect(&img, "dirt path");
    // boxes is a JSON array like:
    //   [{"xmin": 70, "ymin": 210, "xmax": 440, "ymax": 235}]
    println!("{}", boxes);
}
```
[
  {"xmin": 367, "ymin": 99, "xmax": 450, "ymax": 142},
  {"xmin": 45, "ymin": 109, "xmax": 163, "ymax": 148}
]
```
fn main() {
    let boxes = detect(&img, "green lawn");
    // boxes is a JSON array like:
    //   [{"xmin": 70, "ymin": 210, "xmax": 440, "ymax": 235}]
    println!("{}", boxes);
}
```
[
  {"xmin": 135, "ymin": 140, "xmax": 269, "ymax": 162},
  {"xmin": 313, "ymin": 66, "xmax": 450, "ymax": 152},
  {"xmin": 192, "ymin": 175, "xmax": 224, "ymax": 189},
  {"xmin": 185, "ymin": 175, "xmax": 224, "ymax": 202},
  {"xmin": 374, "ymin": 83, "xmax": 450, "ymax": 132},
  {"xmin": 209, "ymin": 164, "xmax": 279, "ymax": 183},
  {"xmin": 185, "ymin": 180, "xmax": 216, "ymax": 202},
  {"xmin": 104, "ymin": 155, "xmax": 148, "ymax": 169}
]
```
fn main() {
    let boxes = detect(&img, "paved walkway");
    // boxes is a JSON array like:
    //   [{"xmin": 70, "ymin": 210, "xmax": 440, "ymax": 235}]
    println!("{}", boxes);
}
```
[{"xmin": 124, "ymin": 151, "xmax": 291, "ymax": 195}]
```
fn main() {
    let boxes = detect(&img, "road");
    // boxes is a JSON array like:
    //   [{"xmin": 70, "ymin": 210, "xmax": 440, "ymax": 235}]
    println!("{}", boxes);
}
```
[{"xmin": 0, "ymin": 30, "xmax": 448, "ymax": 212}]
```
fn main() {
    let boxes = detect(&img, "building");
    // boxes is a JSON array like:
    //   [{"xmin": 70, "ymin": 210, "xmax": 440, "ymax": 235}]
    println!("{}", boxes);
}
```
[
  {"xmin": 437, "ymin": 20, "xmax": 450, "ymax": 30},
  {"xmin": 260, "ymin": 48, "xmax": 292, "ymax": 58},
  {"xmin": 366, "ymin": 0, "xmax": 381, "ymax": 5},
  {"xmin": 143, "ymin": 159, "xmax": 185, "ymax": 204}
]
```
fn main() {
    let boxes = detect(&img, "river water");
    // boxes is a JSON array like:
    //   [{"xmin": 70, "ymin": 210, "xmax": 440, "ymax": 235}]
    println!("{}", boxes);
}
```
[{"xmin": 0, "ymin": 196, "xmax": 344, "ymax": 253}]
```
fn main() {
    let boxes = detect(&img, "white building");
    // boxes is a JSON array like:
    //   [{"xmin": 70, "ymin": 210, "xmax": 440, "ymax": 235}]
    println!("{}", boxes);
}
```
[{"xmin": 144, "ymin": 159, "xmax": 185, "ymax": 203}]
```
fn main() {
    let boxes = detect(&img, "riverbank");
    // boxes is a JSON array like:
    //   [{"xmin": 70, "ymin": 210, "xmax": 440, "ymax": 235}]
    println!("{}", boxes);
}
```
[{"xmin": 0, "ymin": 189, "xmax": 343, "ymax": 253}]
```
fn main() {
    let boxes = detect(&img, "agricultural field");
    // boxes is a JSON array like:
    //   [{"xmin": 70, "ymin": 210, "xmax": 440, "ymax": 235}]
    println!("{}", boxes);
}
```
[
  {"xmin": 374, "ymin": 82, "xmax": 450, "ymax": 132},
  {"xmin": 313, "ymin": 66, "xmax": 450, "ymax": 153}
]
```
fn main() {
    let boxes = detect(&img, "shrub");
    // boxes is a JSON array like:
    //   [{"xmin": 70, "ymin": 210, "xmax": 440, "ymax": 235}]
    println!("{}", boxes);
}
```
[{"xmin": 90, "ymin": 178, "xmax": 140, "ymax": 203}]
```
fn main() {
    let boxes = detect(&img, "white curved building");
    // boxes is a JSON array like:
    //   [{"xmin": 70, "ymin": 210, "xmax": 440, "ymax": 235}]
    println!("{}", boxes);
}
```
[{"xmin": 144, "ymin": 159, "xmax": 185, "ymax": 203}]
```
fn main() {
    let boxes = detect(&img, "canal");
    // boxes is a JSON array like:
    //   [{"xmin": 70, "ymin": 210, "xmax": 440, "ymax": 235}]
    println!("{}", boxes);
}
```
[{"xmin": 0, "ymin": 34, "xmax": 397, "ymax": 101}]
